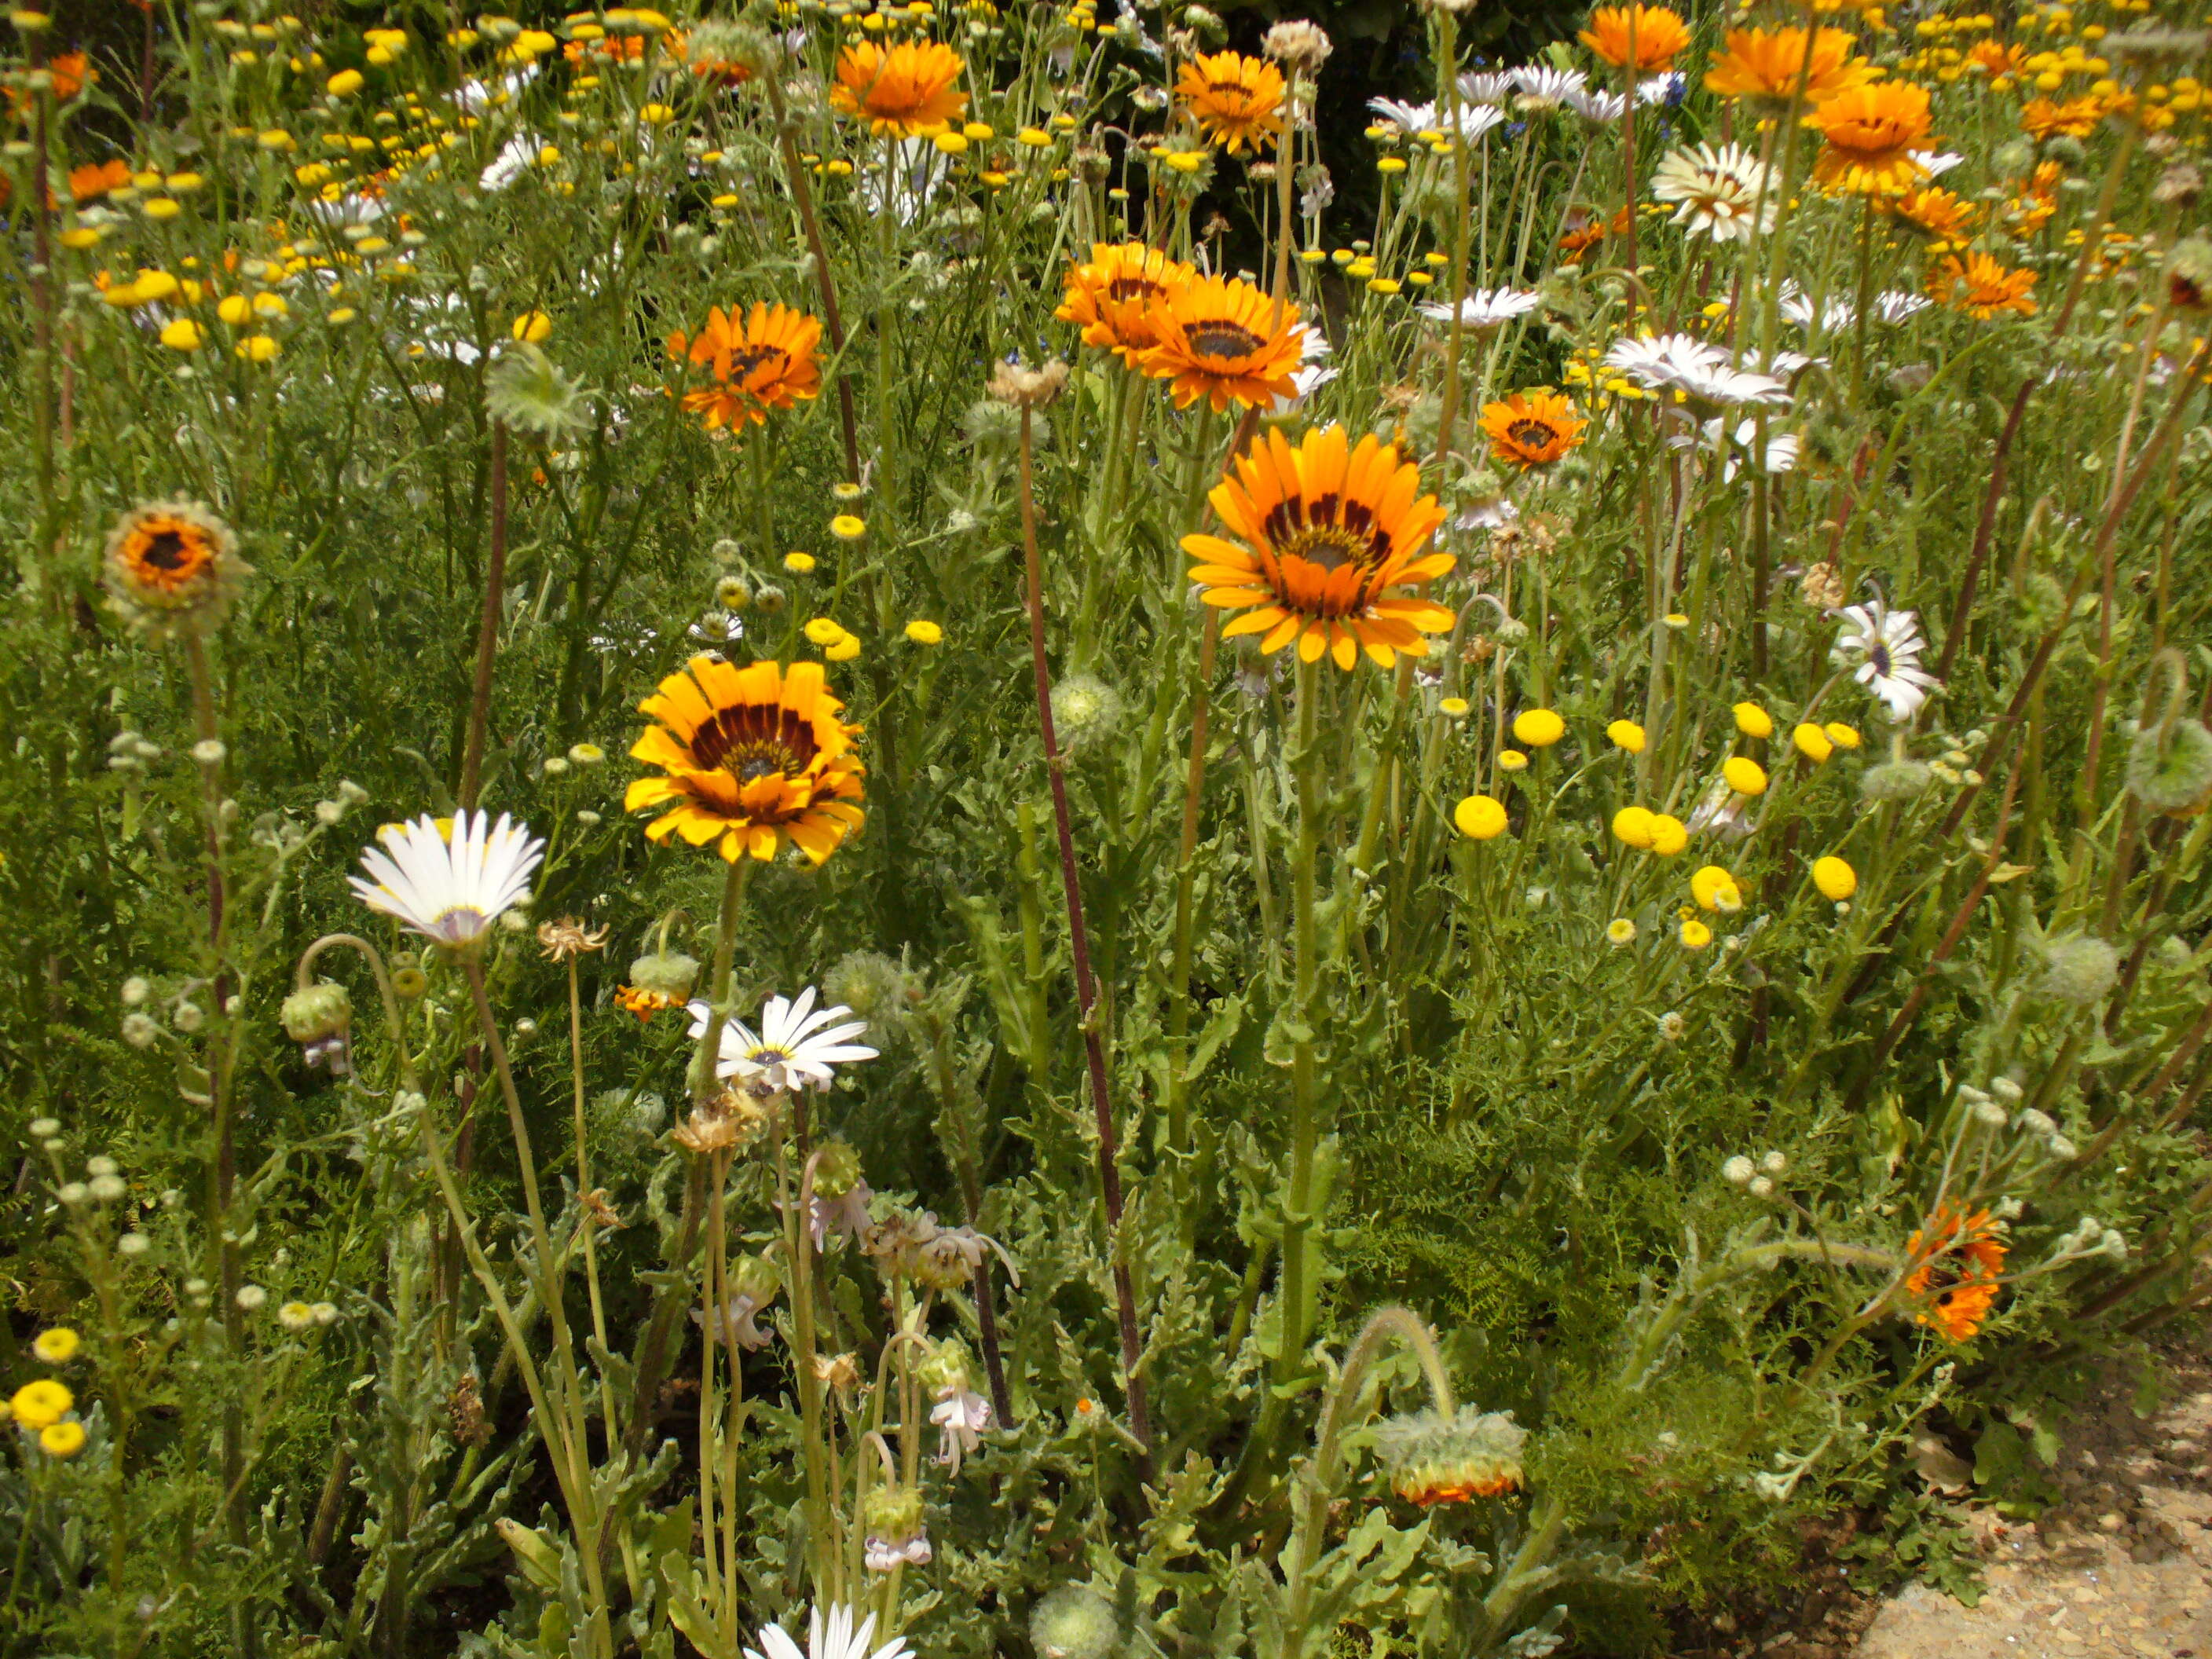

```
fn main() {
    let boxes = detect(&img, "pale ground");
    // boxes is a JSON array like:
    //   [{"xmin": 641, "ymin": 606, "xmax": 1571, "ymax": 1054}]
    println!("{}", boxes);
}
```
[{"xmin": 1731, "ymin": 1327, "xmax": 2212, "ymax": 1659}]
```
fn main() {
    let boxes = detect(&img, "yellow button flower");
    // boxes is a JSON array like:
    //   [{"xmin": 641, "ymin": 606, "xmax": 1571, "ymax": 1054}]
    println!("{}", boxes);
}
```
[
  {"xmin": 31, "ymin": 1328, "xmax": 79, "ymax": 1364},
  {"xmin": 1498, "ymin": 749, "xmax": 1529, "ymax": 772},
  {"xmin": 1690, "ymin": 864, "xmax": 1743, "ymax": 913},
  {"xmin": 38, "ymin": 1420, "xmax": 86, "ymax": 1458},
  {"xmin": 825, "ymin": 634, "xmax": 861, "ymax": 662},
  {"xmin": 904, "ymin": 620, "xmax": 943, "ymax": 644},
  {"xmin": 1823, "ymin": 721, "xmax": 1862, "ymax": 750},
  {"xmin": 1733, "ymin": 701, "xmax": 1773, "ymax": 739},
  {"xmin": 1612, "ymin": 806, "xmax": 1655, "ymax": 848},
  {"xmin": 237, "ymin": 334, "xmax": 281, "ymax": 363},
  {"xmin": 1606, "ymin": 719, "xmax": 1646, "ymax": 753},
  {"xmin": 511, "ymin": 309, "xmax": 551, "ymax": 342},
  {"xmin": 1679, "ymin": 917, "xmax": 1712, "ymax": 950},
  {"xmin": 1454, "ymin": 793, "xmax": 1508, "ymax": 840},
  {"xmin": 1811, "ymin": 855, "xmax": 1857, "ymax": 902},
  {"xmin": 1792, "ymin": 722, "xmax": 1833, "ymax": 762},
  {"xmin": 1512, "ymin": 709, "xmax": 1565, "ymax": 747},
  {"xmin": 783, "ymin": 551, "xmax": 817, "ymax": 573},
  {"xmin": 1723, "ymin": 756, "xmax": 1768, "ymax": 796},
  {"xmin": 1438, "ymin": 696, "xmax": 1470, "ymax": 716},
  {"xmin": 803, "ymin": 617, "xmax": 845, "ymax": 646},
  {"xmin": 1646, "ymin": 813, "xmax": 1689, "ymax": 856},
  {"xmin": 160, "ymin": 317, "xmax": 205, "ymax": 351},
  {"xmin": 327, "ymin": 68, "xmax": 364, "ymax": 96},
  {"xmin": 217, "ymin": 294, "xmax": 252, "ymax": 325},
  {"xmin": 9, "ymin": 1379, "xmax": 73, "ymax": 1430},
  {"xmin": 830, "ymin": 514, "xmax": 866, "ymax": 540}
]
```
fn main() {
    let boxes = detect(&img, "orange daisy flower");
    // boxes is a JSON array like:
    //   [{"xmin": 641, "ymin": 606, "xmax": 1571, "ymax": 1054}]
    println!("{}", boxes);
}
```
[
  {"xmin": 1884, "ymin": 185, "xmax": 1976, "ymax": 241},
  {"xmin": 69, "ymin": 159, "xmax": 131, "ymax": 203},
  {"xmin": 1928, "ymin": 252, "xmax": 2038, "ymax": 319},
  {"xmin": 1704, "ymin": 26, "xmax": 1871, "ymax": 110},
  {"xmin": 1174, "ymin": 51, "xmax": 1286, "ymax": 155},
  {"xmin": 1965, "ymin": 39, "xmax": 2027, "ymax": 78},
  {"xmin": 1579, "ymin": 5, "xmax": 1693, "ymax": 71},
  {"xmin": 1056, "ymin": 241, "xmax": 1195, "ymax": 364},
  {"xmin": 1136, "ymin": 275, "xmax": 1306, "ymax": 412},
  {"xmin": 1806, "ymin": 82, "xmax": 1935, "ymax": 196},
  {"xmin": 829, "ymin": 40, "xmax": 969, "ymax": 137},
  {"xmin": 1182, "ymin": 424, "xmax": 1454, "ymax": 671},
  {"xmin": 1558, "ymin": 205, "xmax": 1632, "ymax": 266},
  {"xmin": 2020, "ymin": 95, "xmax": 2102, "ymax": 140},
  {"xmin": 666, "ymin": 302, "xmax": 823, "ymax": 430},
  {"xmin": 624, "ymin": 657, "xmax": 866, "ymax": 864},
  {"xmin": 615, "ymin": 986, "xmax": 681, "ymax": 1020},
  {"xmin": 10, "ymin": 50, "xmax": 92, "ymax": 117},
  {"xmin": 1904, "ymin": 1203, "xmax": 2008, "ymax": 1342},
  {"xmin": 1479, "ymin": 390, "xmax": 1588, "ymax": 469}
]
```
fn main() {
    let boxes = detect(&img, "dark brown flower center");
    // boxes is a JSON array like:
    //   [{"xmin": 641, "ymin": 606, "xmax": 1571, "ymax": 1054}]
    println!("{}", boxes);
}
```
[
  {"xmin": 1507, "ymin": 419, "xmax": 1556, "ymax": 451},
  {"xmin": 140, "ymin": 529, "xmax": 192, "ymax": 571},
  {"xmin": 1187, "ymin": 322, "xmax": 1265, "ymax": 361},
  {"xmin": 727, "ymin": 345, "xmax": 789, "ymax": 381},
  {"xmin": 1266, "ymin": 495, "xmax": 1390, "ymax": 573},
  {"xmin": 690, "ymin": 703, "xmax": 818, "ymax": 778}
]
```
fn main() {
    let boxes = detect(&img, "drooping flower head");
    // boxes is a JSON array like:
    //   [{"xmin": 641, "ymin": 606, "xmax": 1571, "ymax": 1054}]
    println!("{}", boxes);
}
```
[
  {"xmin": 1184, "ymin": 424, "xmax": 1452, "ymax": 671},
  {"xmin": 1579, "ymin": 5, "xmax": 1692, "ymax": 71},
  {"xmin": 1884, "ymin": 185, "xmax": 1976, "ymax": 243},
  {"xmin": 1703, "ymin": 26, "xmax": 1871, "ymax": 111},
  {"xmin": 1807, "ymin": 82, "xmax": 1934, "ymax": 196},
  {"xmin": 1480, "ymin": 390, "xmax": 1588, "ymax": 469},
  {"xmin": 666, "ymin": 302, "xmax": 823, "ymax": 431},
  {"xmin": 688, "ymin": 985, "xmax": 877, "ymax": 1094},
  {"xmin": 1056, "ymin": 242, "xmax": 1196, "ymax": 364},
  {"xmin": 350, "ymin": 812, "xmax": 546, "ymax": 950},
  {"xmin": 829, "ymin": 41, "xmax": 968, "ymax": 137},
  {"xmin": 1136, "ymin": 274, "xmax": 1307, "ymax": 412},
  {"xmin": 103, "ymin": 500, "xmax": 255, "ymax": 641},
  {"xmin": 1904, "ymin": 1203, "xmax": 2007, "ymax": 1342},
  {"xmin": 1174, "ymin": 51, "xmax": 1287, "ymax": 155},
  {"xmin": 1373, "ymin": 1406, "xmax": 1527, "ymax": 1504},
  {"xmin": 1650, "ymin": 141, "xmax": 1778, "ymax": 243},
  {"xmin": 625, "ymin": 657, "xmax": 866, "ymax": 863},
  {"xmin": 1928, "ymin": 251, "xmax": 2037, "ymax": 320}
]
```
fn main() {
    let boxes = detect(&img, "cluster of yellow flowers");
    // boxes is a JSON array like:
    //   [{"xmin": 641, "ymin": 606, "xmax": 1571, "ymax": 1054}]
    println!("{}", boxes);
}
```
[{"xmin": 5, "ymin": 1328, "xmax": 86, "ymax": 1459}]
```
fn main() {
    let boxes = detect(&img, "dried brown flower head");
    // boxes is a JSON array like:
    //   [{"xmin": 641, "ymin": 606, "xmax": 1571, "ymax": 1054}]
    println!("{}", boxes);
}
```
[
  {"xmin": 987, "ymin": 357, "xmax": 1071, "ymax": 409},
  {"xmin": 1261, "ymin": 19, "xmax": 1332, "ymax": 72},
  {"xmin": 537, "ymin": 917, "xmax": 610, "ymax": 960}
]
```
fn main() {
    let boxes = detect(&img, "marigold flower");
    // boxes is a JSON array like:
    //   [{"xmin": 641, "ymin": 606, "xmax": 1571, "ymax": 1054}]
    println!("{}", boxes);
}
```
[
  {"xmin": 1704, "ymin": 26, "xmax": 1871, "ymax": 110},
  {"xmin": 1811, "ymin": 855, "xmax": 1856, "ymax": 901},
  {"xmin": 1136, "ymin": 274, "xmax": 1307, "ymax": 412},
  {"xmin": 1480, "ymin": 390, "xmax": 1588, "ymax": 468},
  {"xmin": 1928, "ymin": 251, "xmax": 2038, "ymax": 319},
  {"xmin": 102, "ymin": 500, "xmax": 254, "ymax": 641},
  {"xmin": 1885, "ymin": 185, "xmax": 1977, "ymax": 241},
  {"xmin": 1184, "ymin": 423, "xmax": 1452, "ymax": 671},
  {"xmin": 830, "ymin": 39, "xmax": 969, "ymax": 137},
  {"xmin": 69, "ymin": 158, "xmax": 130, "ymax": 203},
  {"xmin": 1905, "ymin": 1203, "xmax": 2007, "ymax": 1342},
  {"xmin": 1454, "ymin": 793, "xmax": 1508, "ymax": 840},
  {"xmin": 2020, "ymin": 94, "xmax": 2103, "ymax": 140},
  {"xmin": 666, "ymin": 302, "xmax": 823, "ymax": 430},
  {"xmin": 624, "ymin": 657, "xmax": 866, "ymax": 864},
  {"xmin": 1174, "ymin": 51, "xmax": 1286, "ymax": 155},
  {"xmin": 1579, "ymin": 4, "xmax": 1691, "ymax": 71},
  {"xmin": 1806, "ymin": 82, "xmax": 1935, "ymax": 196}
]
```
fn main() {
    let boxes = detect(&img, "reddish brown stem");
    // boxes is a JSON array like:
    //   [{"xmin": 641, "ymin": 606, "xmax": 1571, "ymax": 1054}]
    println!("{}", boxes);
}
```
[{"xmin": 459, "ymin": 423, "xmax": 508, "ymax": 811}]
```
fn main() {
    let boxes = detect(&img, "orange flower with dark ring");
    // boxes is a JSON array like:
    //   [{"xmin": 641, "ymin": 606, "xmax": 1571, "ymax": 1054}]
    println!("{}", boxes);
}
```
[
  {"xmin": 1704, "ymin": 26, "xmax": 1870, "ymax": 110},
  {"xmin": 1904, "ymin": 1203, "xmax": 2007, "ymax": 1342},
  {"xmin": 103, "ymin": 500, "xmax": 255, "ymax": 640},
  {"xmin": 1928, "ymin": 251, "xmax": 2038, "ymax": 319},
  {"xmin": 666, "ymin": 302, "xmax": 822, "ymax": 430},
  {"xmin": 1136, "ymin": 274, "xmax": 1306, "ymax": 412},
  {"xmin": 829, "ymin": 40, "xmax": 968, "ymax": 137},
  {"xmin": 624, "ymin": 657, "xmax": 865, "ymax": 864},
  {"xmin": 1183, "ymin": 423, "xmax": 1454, "ymax": 671},
  {"xmin": 1807, "ymin": 82, "xmax": 1935, "ymax": 196},
  {"xmin": 1056, "ymin": 242, "xmax": 1195, "ymax": 364},
  {"xmin": 1174, "ymin": 51, "xmax": 1286, "ymax": 155},
  {"xmin": 1480, "ymin": 390, "xmax": 1588, "ymax": 469}
]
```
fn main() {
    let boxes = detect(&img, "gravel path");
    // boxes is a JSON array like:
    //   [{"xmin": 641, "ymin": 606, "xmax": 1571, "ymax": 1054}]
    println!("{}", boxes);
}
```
[{"xmin": 1848, "ymin": 1335, "xmax": 2212, "ymax": 1659}]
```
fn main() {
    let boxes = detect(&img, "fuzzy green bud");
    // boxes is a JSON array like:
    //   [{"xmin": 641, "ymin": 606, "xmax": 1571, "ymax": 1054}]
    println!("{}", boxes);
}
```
[
  {"xmin": 1030, "ymin": 1588, "xmax": 1121, "ymax": 1659},
  {"xmin": 2038, "ymin": 936, "xmax": 2119, "ymax": 1005},
  {"xmin": 1859, "ymin": 760, "xmax": 1932, "ymax": 804},
  {"xmin": 915, "ymin": 1337, "xmax": 973, "ymax": 1398},
  {"xmin": 2128, "ymin": 716, "xmax": 2212, "ymax": 811},
  {"xmin": 1372, "ymin": 1406, "xmax": 1526, "ymax": 1505},
  {"xmin": 752, "ymin": 583, "xmax": 787, "ymax": 616},
  {"xmin": 811, "ymin": 1139, "xmax": 865, "ymax": 1199},
  {"xmin": 861, "ymin": 1484, "xmax": 925, "ymax": 1543},
  {"xmin": 824, "ymin": 950, "xmax": 914, "ymax": 1024},
  {"xmin": 628, "ymin": 948, "xmax": 699, "ymax": 1000},
  {"xmin": 1050, "ymin": 674, "xmax": 1124, "ymax": 756},
  {"xmin": 280, "ymin": 980, "xmax": 352, "ymax": 1043}
]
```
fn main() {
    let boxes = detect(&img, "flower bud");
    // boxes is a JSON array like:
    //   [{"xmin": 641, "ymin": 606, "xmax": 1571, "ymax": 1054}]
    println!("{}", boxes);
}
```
[
  {"xmin": 2127, "ymin": 716, "xmax": 2212, "ymax": 812},
  {"xmin": 1051, "ymin": 675, "xmax": 1124, "ymax": 755},
  {"xmin": 1860, "ymin": 760, "xmax": 1932, "ymax": 804},
  {"xmin": 628, "ymin": 948, "xmax": 699, "ymax": 1000},
  {"xmin": 280, "ymin": 980, "xmax": 353, "ymax": 1043},
  {"xmin": 1721, "ymin": 1155, "xmax": 1755, "ymax": 1185},
  {"xmin": 811, "ymin": 1139, "xmax": 865, "ymax": 1199},
  {"xmin": 2037, "ymin": 936, "xmax": 2119, "ymax": 1005},
  {"xmin": 1030, "ymin": 1587, "xmax": 1122, "ymax": 1659},
  {"xmin": 1374, "ymin": 1407, "xmax": 1525, "ymax": 1504}
]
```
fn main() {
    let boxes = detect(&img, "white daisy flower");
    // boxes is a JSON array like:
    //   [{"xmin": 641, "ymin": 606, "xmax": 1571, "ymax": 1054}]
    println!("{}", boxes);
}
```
[
  {"xmin": 746, "ymin": 1607, "xmax": 911, "ymax": 1659},
  {"xmin": 1779, "ymin": 285, "xmax": 1932, "ymax": 331},
  {"xmin": 1418, "ymin": 287, "xmax": 1543, "ymax": 331},
  {"xmin": 1457, "ymin": 70, "xmax": 1514, "ymax": 104},
  {"xmin": 687, "ymin": 987, "xmax": 878, "ymax": 1093},
  {"xmin": 1602, "ymin": 334, "xmax": 1792, "ymax": 408},
  {"xmin": 350, "ymin": 812, "xmax": 544, "ymax": 948},
  {"xmin": 1705, "ymin": 417, "xmax": 1800, "ymax": 481},
  {"xmin": 1563, "ymin": 85, "xmax": 1626, "ymax": 121},
  {"xmin": 1267, "ymin": 330, "xmax": 1338, "ymax": 416},
  {"xmin": 1832, "ymin": 601, "xmax": 1942, "ymax": 720},
  {"xmin": 1912, "ymin": 149, "xmax": 1964, "ymax": 178},
  {"xmin": 1650, "ymin": 142, "xmax": 1778, "ymax": 244},
  {"xmin": 1508, "ymin": 65, "xmax": 1586, "ymax": 109},
  {"xmin": 1366, "ymin": 97, "xmax": 1503, "ymax": 142},
  {"xmin": 1637, "ymin": 71, "xmax": 1684, "ymax": 107},
  {"xmin": 478, "ymin": 132, "xmax": 546, "ymax": 193}
]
